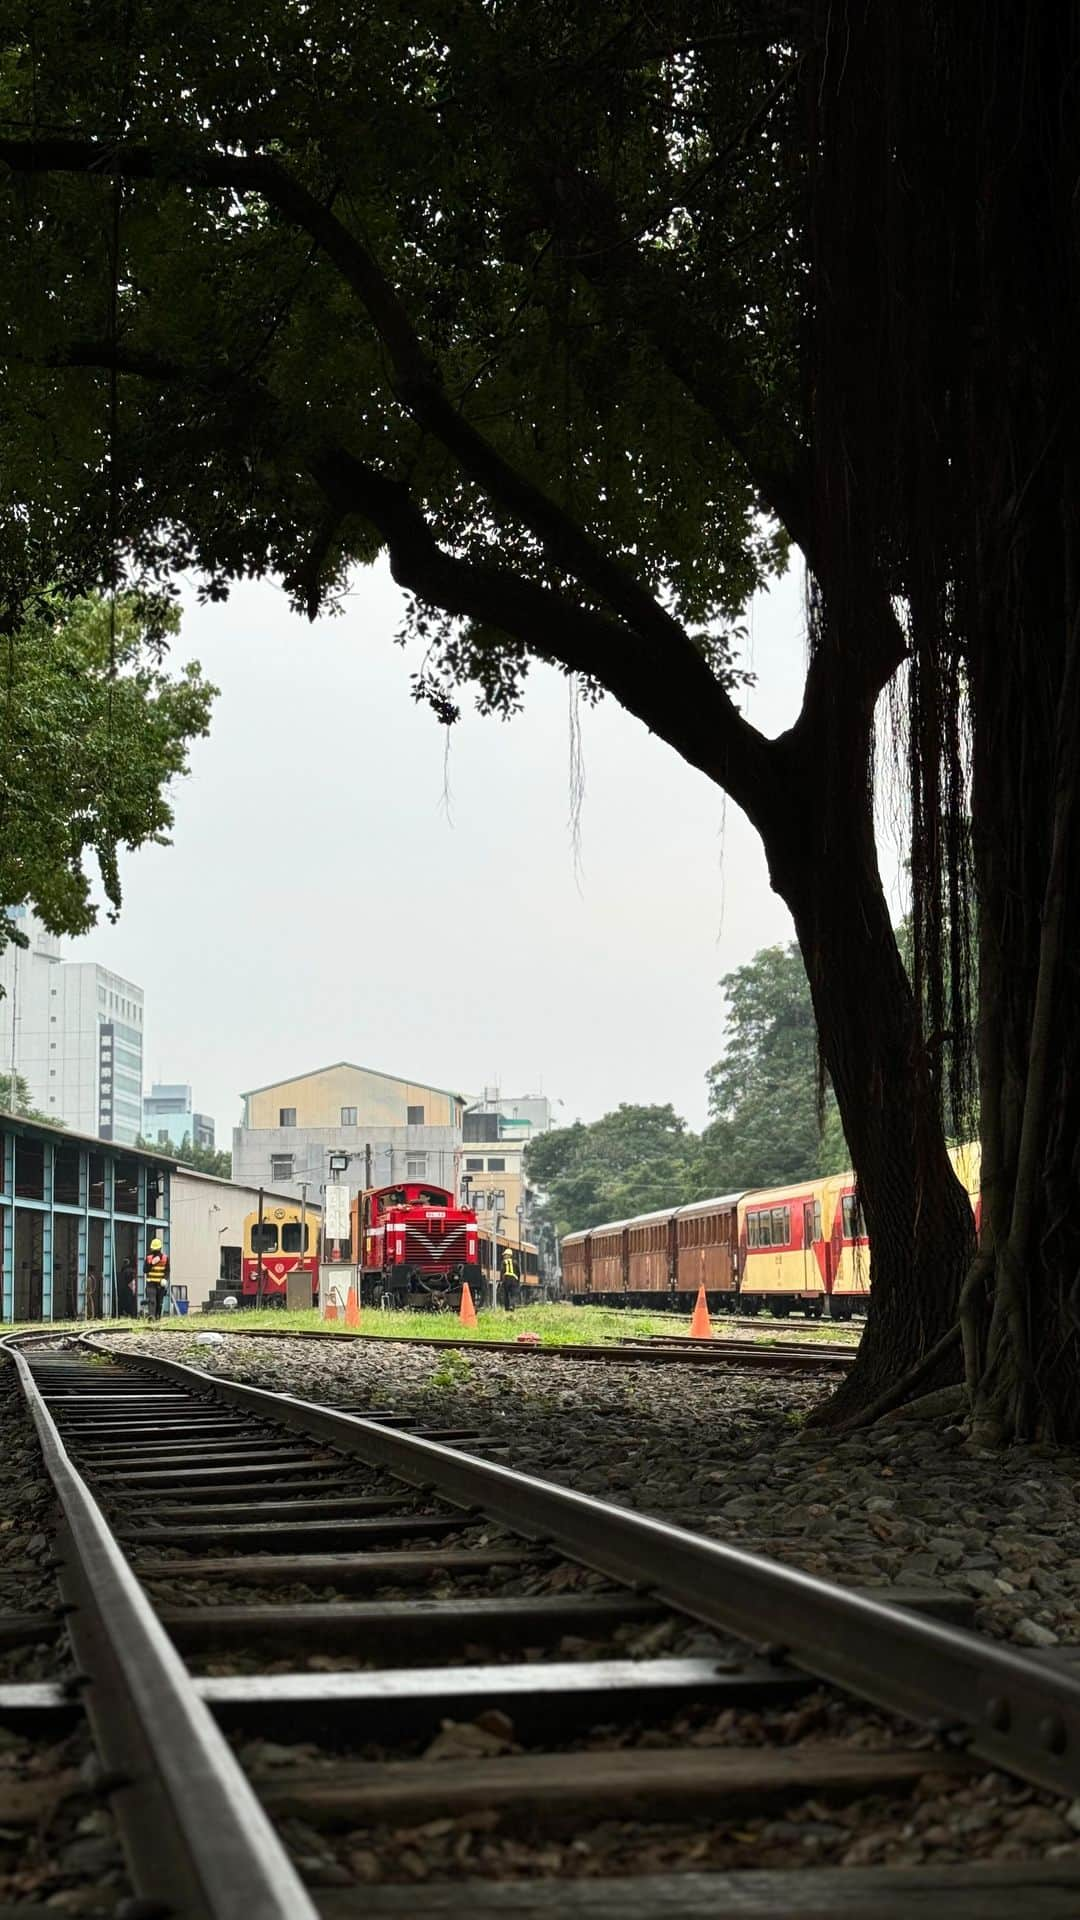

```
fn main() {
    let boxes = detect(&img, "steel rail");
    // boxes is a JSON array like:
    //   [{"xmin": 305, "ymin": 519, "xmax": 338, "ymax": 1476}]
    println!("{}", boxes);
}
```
[
  {"xmin": 169, "ymin": 1323, "xmax": 855, "ymax": 1369},
  {"xmin": 89, "ymin": 1333, "xmax": 1080, "ymax": 1798},
  {"xmin": 1, "ymin": 1333, "xmax": 318, "ymax": 1920}
]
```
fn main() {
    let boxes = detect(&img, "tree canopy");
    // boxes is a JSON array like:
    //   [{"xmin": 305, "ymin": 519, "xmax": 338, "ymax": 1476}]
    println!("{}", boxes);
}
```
[
  {"xmin": 700, "ymin": 944, "xmax": 848, "ymax": 1193},
  {"xmin": 525, "ymin": 1104, "xmax": 699, "ymax": 1240},
  {"xmin": 0, "ymin": 1, "xmax": 962, "ymax": 1425},
  {"xmin": 3, "ymin": 4, "xmax": 1078, "ymax": 1437},
  {"xmin": 138, "ymin": 1132, "xmax": 231, "ymax": 1179},
  {"xmin": 0, "ymin": 1070, "xmax": 52, "ymax": 1124},
  {"xmin": 0, "ymin": 593, "xmax": 215, "ymax": 959}
]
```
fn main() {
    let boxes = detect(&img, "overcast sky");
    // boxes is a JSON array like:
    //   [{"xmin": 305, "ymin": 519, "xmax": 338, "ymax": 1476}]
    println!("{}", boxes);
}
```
[{"xmin": 66, "ymin": 558, "xmax": 900, "ymax": 1143}]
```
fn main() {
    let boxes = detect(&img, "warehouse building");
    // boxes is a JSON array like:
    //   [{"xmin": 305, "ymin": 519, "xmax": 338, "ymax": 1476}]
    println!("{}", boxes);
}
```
[{"xmin": 0, "ymin": 1111, "xmax": 173, "ymax": 1321}]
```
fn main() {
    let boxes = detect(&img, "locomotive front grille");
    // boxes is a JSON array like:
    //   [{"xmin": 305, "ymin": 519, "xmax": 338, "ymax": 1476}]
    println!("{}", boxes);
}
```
[{"xmin": 403, "ymin": 1224, "xmax": 469, "ymax": 1271}]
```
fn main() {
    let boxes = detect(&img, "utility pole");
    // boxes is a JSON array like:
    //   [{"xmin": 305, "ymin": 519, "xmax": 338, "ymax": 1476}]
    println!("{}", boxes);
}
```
[
  {"xmin": 299, "ymin": 1181, "xmax": 308, "ymax": 1293},
  {"xmin": 256, "ymin": 1185, "xmax": 265, "ymax": 1307},
  {"xmin": 365, "ymin": 1142, "xmax": 372, "ymax": 1189}
]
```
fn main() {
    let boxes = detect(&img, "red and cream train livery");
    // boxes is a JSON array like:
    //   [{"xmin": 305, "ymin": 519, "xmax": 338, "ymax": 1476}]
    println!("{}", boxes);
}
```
[{"xmin": 562, "ymin": 1148, "xmax": 981, "ymax": 1319}]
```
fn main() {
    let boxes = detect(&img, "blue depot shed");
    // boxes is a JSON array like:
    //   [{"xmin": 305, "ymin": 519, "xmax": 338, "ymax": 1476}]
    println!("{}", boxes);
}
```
[{"xmin": 0, "ymin": 1112, "xmax": 177, "ymax": 1321}]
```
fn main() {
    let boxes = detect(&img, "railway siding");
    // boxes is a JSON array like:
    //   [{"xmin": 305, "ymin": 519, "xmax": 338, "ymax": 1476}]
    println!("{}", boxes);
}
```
[
  {"xmin": 106, "ymin": 1328, "xmax": 1080, "ymax": 1652},
  {"xmin": 9, "ymin": 1329, "xmax": 1080, "ymax": 1910}
]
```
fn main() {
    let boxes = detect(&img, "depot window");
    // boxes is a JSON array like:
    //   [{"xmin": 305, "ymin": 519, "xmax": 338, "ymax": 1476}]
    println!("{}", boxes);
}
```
[
  {"xmin": 113, "ymin": 1159, "xmax": 140, "ymax": 1215},
  {"xmin": 53, "ymin": 1144, "xmax": 81, "ymax": 1208},
  {"xmin": 88, "ymin": 1152, "xmax": 106, "ymax": 1210},
  {"xmin": 13, "ymin": 1137, "xmax": 44, "ymax": 1201}
]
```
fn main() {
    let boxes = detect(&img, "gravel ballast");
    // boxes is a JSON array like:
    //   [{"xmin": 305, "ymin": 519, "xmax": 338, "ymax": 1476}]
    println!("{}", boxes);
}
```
[
  {"xmin": 12, "ymin": 1326, "xmax": 1080, "ymax": 1892},
  {"xmin": 103, "ymin": 1327, "xmax": 1080, "ymax": 1649}
]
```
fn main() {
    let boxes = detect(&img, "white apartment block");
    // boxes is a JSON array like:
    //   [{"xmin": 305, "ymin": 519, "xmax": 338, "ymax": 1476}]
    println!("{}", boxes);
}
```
[{"xmin": 1, "ymin": 908, "xmax": 144, "ymax": 1144}]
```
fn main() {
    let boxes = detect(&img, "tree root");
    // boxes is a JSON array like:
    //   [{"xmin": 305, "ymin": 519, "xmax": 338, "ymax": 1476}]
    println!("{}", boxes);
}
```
[
  {"xmin": 833, "ymin": 1320, "xmax": 961, "ymax": 1432},
  {"xmin": 876, "ymin": 1383, "xmax": 967, "ymax": 1425}
]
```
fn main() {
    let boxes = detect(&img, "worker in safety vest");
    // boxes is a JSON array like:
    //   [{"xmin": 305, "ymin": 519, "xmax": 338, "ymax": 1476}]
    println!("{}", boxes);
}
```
[
  {"xmin": 144, "ymin": 1238, "xmax": 169, "ymax": 1320},
  {"xmin": 498, "ymin": 1246, "xmax": 519, "ymax": 1312}
]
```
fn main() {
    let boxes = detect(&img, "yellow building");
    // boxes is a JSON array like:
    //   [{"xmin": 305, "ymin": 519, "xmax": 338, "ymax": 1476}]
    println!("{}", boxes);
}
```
[
  {"xmin": 242, "ymin": 1063, "xmax": 464, "ymax": 1133},
  {"xmin": 234, "ymin": 1062, "xmax": 466, "ymax": 1199}
]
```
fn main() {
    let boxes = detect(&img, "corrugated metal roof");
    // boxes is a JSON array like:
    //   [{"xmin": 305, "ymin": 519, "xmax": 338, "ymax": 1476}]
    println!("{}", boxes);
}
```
[{"xmin": 0, "ymin": 1108, "xmax": 178, "ymax": 1169}]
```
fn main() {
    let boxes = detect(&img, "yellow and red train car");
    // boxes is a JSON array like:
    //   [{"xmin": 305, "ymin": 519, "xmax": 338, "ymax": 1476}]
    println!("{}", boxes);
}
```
[
  {"xmin": 241, "ymin": 1203, "xmax": 318, "ymax": 1305},
  {"xmin": 738, "ymin": 1175, "xmax": 868, "ymax": 1319},
  {"xmin": 561, "ymin": 1147, "xmax": 980, "ymax": 1319}
]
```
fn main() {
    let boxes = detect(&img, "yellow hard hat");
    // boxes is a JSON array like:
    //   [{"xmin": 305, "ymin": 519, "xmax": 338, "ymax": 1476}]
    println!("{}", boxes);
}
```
[{"xmin": 150, "ymin": 1238, "xmax": 163, "ymax": 1251}]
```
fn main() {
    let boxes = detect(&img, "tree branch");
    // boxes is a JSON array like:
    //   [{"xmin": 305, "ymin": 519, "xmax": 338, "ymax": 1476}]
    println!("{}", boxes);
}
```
[
  {"xmin": 1, "ymin": 135, "xmax": 700, "ymax": 666},
  {"xmin": 311, "ymin": 444, "xmax": 776, "ymax": 818},
  {"xmin": 5, "ymin": 319, "xmax": 777, "ymax": 818}
]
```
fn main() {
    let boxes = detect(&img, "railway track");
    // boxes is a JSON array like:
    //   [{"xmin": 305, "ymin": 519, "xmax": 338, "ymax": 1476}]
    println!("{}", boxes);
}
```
[
  {"xmin": 5, "ymin": 1328, "xmax": 1080, "ymax": 1916},
  {"xmin": 207, "ymin": 1323, "xmax": 858, "ymax": 1371}
]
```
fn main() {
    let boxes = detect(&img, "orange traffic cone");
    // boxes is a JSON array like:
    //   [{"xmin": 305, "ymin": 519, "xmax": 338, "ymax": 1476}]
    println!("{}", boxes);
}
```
[
  {"xmin": 345, "ymin": 1285, "xmax": 361, "ymax": 1329},
  {"xmin": 459, "ymin": 1281, "xmax": 478, "ymax": 1328},
  {"xmin": 689, "ymin": 1285, "xmax": 712, "ymax": 1339}
]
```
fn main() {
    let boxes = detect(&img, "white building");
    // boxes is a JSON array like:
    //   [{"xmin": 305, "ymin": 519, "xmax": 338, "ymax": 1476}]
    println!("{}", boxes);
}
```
[
  {"xmin": 459, "ymin": 1089, "xmax": 557, "ymax": 1257},
  {"xmin": 169, "ymin": 1168, "xmax": 320, "ymax": 1311},
  {"xmin": 1, "ymin": 908, "xmax": 144, "ymax": 1144},
  {"xmin": 143, "ymin": 1083, "xmax": 215, "ymax": 1152}
]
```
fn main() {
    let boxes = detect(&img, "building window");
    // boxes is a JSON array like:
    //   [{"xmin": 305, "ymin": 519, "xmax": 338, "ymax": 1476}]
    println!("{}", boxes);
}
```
[
  {"xmin": 487, "ymin": 1157, "xmax": 506, "ymax": 1172},
  {"xmin": 407, "ymin": 1155, "xmax": 427, "ymax": 1178},
  {"xmin": 279, "ymin": 1108, "xmax": 296, "ymax": 1127},
  {"xmin": 270, "ymin": 1154, "xmax": 294, "ymax": 1182},
  {"xmin": 340, "ymin": 1106, "xmax": 357, "ymax": 1126},
  {"xmin": 407, "ymin": 1105, "xmax": 425, "ymax": 1125},
  {"xmin": 465, "ymin": 1157, "xmax": 483, "ymax": 1171}
]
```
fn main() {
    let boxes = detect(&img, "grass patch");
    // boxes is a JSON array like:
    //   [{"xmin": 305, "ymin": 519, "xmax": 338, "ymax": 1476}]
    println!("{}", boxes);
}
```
[
  {"xmin": 1, "ymin": 1304, "xmax": 862, "ymax": 1347},
  {"xmin": 172, "ymin": 1301, "xmax": 863, "ymax": 1347}
]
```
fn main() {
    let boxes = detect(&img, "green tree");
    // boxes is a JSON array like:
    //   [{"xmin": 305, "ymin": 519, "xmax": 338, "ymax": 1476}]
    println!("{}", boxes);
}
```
[
  {"xmin": 0, "ymin": 594, "xmax": 216, "ymax": 961},
  {"xmin": 699, "ymin": 945, "xmax": 849, "ymax": 1193},
  {"xmin": 0, "ymin": 1070, "xmax": 53, "ymax": 1124},
  {"xmin": 0, "ymin": 5, "xmax": 1013, "ymax": 1425},
  {"xmin": 138, "ymin": 1132, "xmax": 231, "ymax": 1178},
  {"xmin": 526, "ymin": 1105, "xmax": 699, "ymax": 1239}
]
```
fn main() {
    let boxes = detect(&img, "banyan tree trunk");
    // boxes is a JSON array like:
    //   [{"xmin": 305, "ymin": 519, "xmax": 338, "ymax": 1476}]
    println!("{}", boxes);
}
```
[
  {"xmin": 962, "ymin": 461, "xmax": 1080, "ymax": 1443},
  {"xmin": 759, "ymin": 726, "xmax": 975, "ymax": 1428}
]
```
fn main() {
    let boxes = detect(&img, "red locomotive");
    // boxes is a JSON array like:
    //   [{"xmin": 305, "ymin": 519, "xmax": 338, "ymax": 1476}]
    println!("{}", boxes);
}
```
[{"xmin": 350, "ymin": 1182, "xmax": 481, "ymax": 1307}]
